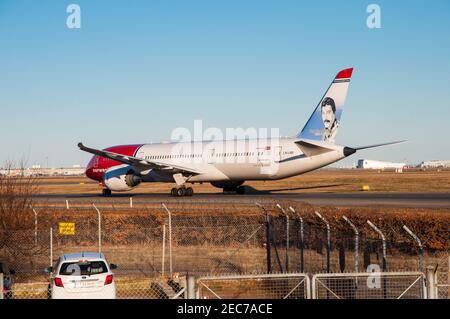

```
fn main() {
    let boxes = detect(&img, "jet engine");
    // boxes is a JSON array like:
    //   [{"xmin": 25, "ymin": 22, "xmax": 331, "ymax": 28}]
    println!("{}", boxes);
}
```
[{"xmin": 103, "ymin": 164, "xmax": 142, "ymax": 192}]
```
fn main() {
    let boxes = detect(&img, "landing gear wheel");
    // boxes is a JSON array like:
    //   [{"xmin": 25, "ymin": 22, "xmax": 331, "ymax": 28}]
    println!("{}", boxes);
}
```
[
  {"xmin": 176, "ymin": 187, "xmax": 186, "ymax": 197},
  {"xmin": 170, "ymin": 186, "xmax": 194, "ymax": 197},
  {"xmin": 185, "ymin": 187, "xmax": 194, "ymax": 196},
  {"xmin": 102, "ymin": 189, "xmax": 112, "ymax": 196},
  {"xmin": 236, "ymin": 186, "xmax": 246, "ymax": 195}
]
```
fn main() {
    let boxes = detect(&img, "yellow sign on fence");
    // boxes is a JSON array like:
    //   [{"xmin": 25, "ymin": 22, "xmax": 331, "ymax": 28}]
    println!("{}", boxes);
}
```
[{"xmin": 59, "ymin": 222, "xmax": 75, "ymax": 235}]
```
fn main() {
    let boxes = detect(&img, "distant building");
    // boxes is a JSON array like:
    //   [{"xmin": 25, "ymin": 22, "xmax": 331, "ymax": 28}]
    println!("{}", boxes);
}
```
[
  {"xmin": 357, "ymin": 159, "xmax": 406, "ymax": 169},
  {"xmin": 0, "ymin": 167, "xmax": 85, "ymax": 176},
  {"xmin": 419, "ymin": 160, "xmax": 450, "ymax": 169}
]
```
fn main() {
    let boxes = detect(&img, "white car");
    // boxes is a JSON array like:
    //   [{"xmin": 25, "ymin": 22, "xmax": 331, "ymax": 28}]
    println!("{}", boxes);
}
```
[{"xmin": 46, "ymin": 252, "xmax": 117, "ymax": 299}]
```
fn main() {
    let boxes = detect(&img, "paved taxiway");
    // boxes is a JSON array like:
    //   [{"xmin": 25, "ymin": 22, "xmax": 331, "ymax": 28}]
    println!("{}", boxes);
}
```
[{"xmin": 33, "ymin": 192, "xmax": 450, "ymax": 208}]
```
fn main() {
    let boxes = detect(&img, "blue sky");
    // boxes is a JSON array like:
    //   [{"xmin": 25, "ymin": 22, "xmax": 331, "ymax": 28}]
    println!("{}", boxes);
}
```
[{"xmin": 1, "ymin": 0, "xmax": 449, "ymax": 167}]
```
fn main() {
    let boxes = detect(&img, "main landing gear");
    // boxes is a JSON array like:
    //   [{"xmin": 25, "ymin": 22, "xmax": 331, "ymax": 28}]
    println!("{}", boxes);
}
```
[
  {"xmin": 102, "ymin": 188, "xmax": 112, "ymax": 196},
  {"xmin": 170, "ymin": 186, "xmax": 194, "ymax": 197}
]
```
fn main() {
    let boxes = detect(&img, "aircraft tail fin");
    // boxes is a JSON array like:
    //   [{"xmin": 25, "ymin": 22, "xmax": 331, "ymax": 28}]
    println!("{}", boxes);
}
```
[{"xmin": 297, "ymin": 68, "xmax": 353, "ymax": 143}]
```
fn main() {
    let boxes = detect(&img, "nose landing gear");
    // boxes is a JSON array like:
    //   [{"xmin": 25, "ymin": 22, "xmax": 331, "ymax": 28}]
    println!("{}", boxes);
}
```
[{"xmin": 171, "ymin": 186, "xmax": 194, "ymax": 197}]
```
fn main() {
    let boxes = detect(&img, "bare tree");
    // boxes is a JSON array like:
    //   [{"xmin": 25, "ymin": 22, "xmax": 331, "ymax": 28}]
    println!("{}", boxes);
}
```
[{"xmin": 0, "ymin": 160, "xmax": 42, "ymax": 263}]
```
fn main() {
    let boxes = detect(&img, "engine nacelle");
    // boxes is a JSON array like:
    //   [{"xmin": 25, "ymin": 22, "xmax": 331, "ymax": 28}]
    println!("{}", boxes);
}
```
[{"xmin": 104, "ymin": 164, "xmax": 142, "ymax": 192}]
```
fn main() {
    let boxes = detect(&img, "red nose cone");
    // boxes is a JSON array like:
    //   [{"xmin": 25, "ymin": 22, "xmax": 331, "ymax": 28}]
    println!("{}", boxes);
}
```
[
  {"xmin": 85, "ymin": 158, "xmax": 100, "ymax": 181},
  {"xmin": 84, "ymin": 144, "xmax": 143, "ymax": 182}
]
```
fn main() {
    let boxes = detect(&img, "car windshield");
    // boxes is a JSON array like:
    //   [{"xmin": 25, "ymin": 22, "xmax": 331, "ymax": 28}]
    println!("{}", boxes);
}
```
[{"xmin": 59, "ymin": 260, "xmax": 108, "ymax": 276}]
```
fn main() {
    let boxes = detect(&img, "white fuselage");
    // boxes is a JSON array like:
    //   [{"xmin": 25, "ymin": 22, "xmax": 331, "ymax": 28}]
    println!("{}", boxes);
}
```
[{"xmin": 133, "ymin": 137, "xmax": 346, "ymax": 184}]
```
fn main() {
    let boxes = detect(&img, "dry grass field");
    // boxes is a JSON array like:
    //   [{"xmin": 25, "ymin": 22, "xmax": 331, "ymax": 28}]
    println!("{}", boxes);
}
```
[
  {"xmin": 35, "ymin": 168, "xmax": 450, "ymax": 195},
  {"xmin": 29, "ymin": 169, "xmax": 450, "ymax": 255}
]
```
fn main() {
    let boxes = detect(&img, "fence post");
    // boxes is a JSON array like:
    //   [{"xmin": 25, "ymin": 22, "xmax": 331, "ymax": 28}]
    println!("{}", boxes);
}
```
[
  {"xmin": 367, "ymin": 220, "xmax": 388, "ymax": 299},
  {"xmin": 0, "ymin": 273, "xmax": 3, "ymax": 300},
  {"xmin": 289, "ymin": 207, "xmax": 304, "ymax": 273},
  {"xmin": 162, "ymin": 224, "xmax": 166, "ymax": 276},
  {"xmin": 276, "ymin": 204, "xmax": 289, "ymax": 272},
  {"xmin": 50, "ymin": 227, "xmax": 53, "ymax": 268},
  {"xmin": 256, "ymin": 203, "xmax": 271, "ymax": 273},
  {"xmin": 402, "ymin": 225, "xmax": 423, "ymax": 273},
  {"xmin": 130, "ymin": 197, "xmax": 133, "ymax": 208},
  {"xmin": 65, "ymin": 199, "xmax": 69, "ymax": 210},
  {"xmin": 162, "ymin": 203, "xmax": 173, "ymax": 276},
  {"xmin": 186, "ymin": 274, "xmax": 196, "ymax": 299},
  {"xmin": 343, "ymin": 216, "xmax": 359, "ymax": 273},
  {"xmin": 426, "ymin": 266, "xmax": 438, "ymax": 299},
  {"xmin": 315, "ymin": 211, "xmax": 330, "ymax": 273},
  {"xmin": 367, "ymin": 220, "xmax": 387, "ymax": 271},
  {"xmin": 32, "ymin": 206, "xmax": 38, "ymax": 246},
  {"xmin": 92, "ymin": 204, "xmax": 102, "ymax": 253},
  {"xmin": 256, "ymin": 204, "xmax": 283, "ymax": 273}
]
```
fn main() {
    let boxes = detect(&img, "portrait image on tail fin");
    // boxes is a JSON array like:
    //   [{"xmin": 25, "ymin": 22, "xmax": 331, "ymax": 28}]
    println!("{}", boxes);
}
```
[
  {"xmin": 298, "ymin": 68, "xmax": 353, "ymax": 144},
  {"xmin": 321, "ymin": 97, "xmax": 339, "ymax": 142}
]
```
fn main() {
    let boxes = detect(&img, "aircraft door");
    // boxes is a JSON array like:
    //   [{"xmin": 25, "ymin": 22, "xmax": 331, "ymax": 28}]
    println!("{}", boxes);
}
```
[
  {"xmin": 273, "ymin": 146, "xmax": 282, "ymax": 162},
  {"xmin": 207, "ymin": 148, "xmax": 215, "ymax": 164},
  {"xmin": 257, "ymin": 146, "xmax": 271, "ymax": 166}
]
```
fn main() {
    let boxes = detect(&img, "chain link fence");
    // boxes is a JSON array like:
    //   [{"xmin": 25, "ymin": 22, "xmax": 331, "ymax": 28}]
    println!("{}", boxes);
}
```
[
  {"xmin": 0, "ymin": 270, "xmax": 439, "ymax": 299},
  {"xmin": 435, "ymin": 253, "xmax": 450, "ymax": 299},
  {"xmin": 312, "ymin": 272, "xmax": 426, "ymax": 299},
  {"xmin": 0, "ymin": 201, "xmax": 448, "ymax": 299},
  {"xmin": 4, "ymin": 277, "xmax": 187, "ymax": 299},
  {"xmin": 265, "ymin": 211, "xmax": 443, "ymax": 275},
  {"xmin": 196, "ymin": 273, "xmax": 310, "ymax": 299}
]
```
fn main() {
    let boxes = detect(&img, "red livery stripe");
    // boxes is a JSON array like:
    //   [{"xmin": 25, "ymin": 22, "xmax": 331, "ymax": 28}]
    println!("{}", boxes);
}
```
[{"xmin": 85, "ymin": 144, "xmax": 143, "ymax": 181}]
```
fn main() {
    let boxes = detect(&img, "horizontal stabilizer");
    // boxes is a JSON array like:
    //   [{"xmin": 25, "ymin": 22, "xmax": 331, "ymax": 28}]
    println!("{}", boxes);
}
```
[{"xmin": 295, "ymin": 139, "xmax": 336, "ymax": 157}]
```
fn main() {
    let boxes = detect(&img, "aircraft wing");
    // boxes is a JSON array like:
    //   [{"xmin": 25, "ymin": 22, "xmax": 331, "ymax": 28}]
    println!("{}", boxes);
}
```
[{"xmin": 78, "ymin": 143, "xmax": 202, "ymax": 175}]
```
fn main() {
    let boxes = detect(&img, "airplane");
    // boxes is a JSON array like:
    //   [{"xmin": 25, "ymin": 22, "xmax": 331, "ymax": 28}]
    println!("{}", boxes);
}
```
[{"xmin": 78, "ymin": 68, "xmax": 404, "ymax": 196}]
